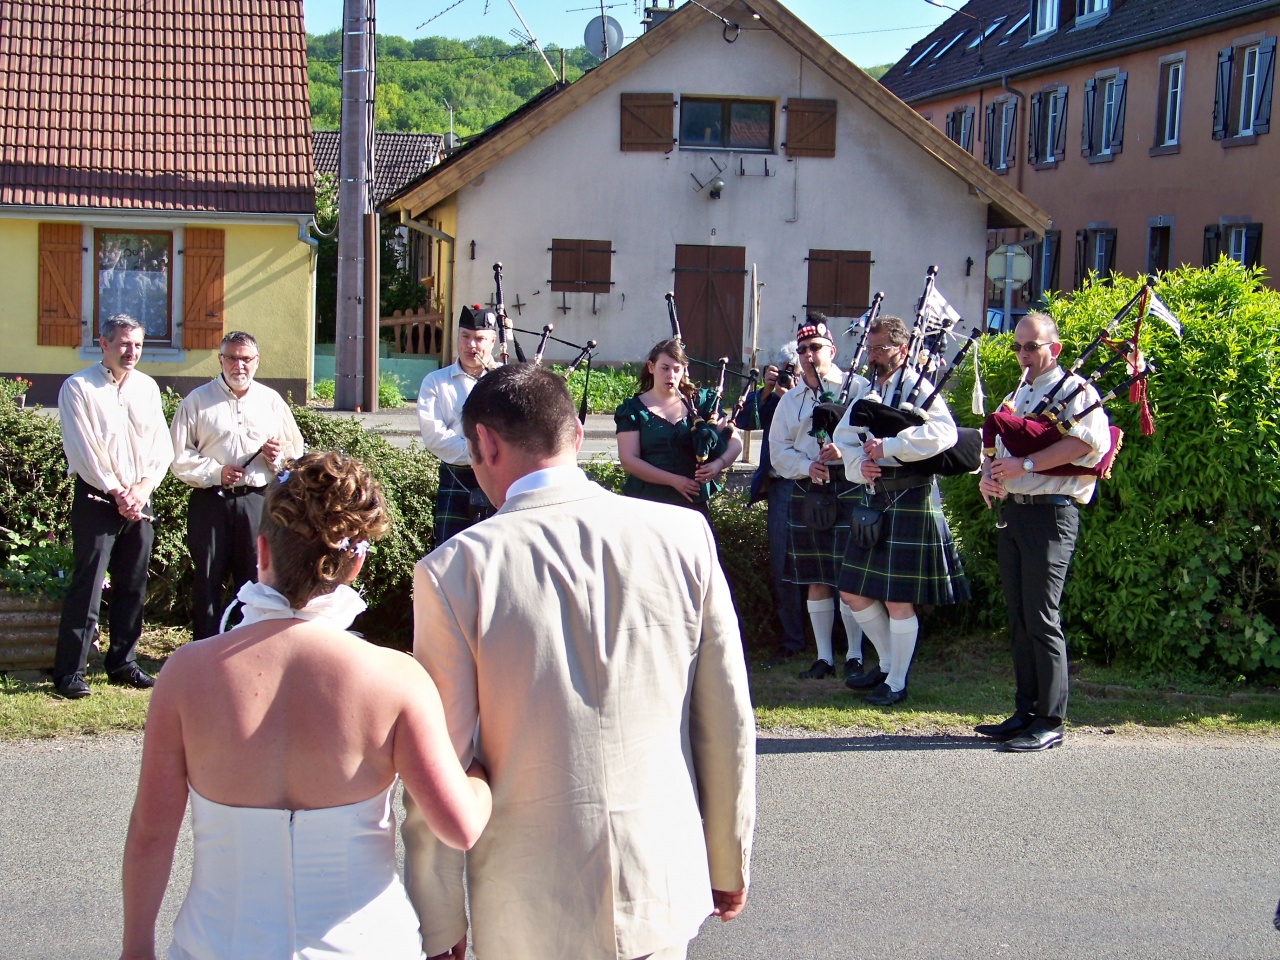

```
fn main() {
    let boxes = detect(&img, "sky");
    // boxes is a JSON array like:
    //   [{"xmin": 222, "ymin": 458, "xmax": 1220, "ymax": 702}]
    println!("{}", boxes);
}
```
[{"xmin": 302, "ymin": 0, "xmax": 953, "ymax": 68}]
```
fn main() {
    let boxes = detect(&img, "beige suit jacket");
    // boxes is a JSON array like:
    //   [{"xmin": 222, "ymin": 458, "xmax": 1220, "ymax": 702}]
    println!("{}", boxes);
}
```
[{"xmin": 403, "ymin": 478, "xmax": 755, "ymax": 960}]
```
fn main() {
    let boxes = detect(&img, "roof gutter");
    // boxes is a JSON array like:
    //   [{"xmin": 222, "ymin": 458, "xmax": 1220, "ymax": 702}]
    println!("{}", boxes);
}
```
[
  {"xmin": 0, "ymin": 205, "xmax": 311, "ymax": 226},
  {"xmin": 899, "ymin": 1, "xmax": 1280, "ymax": 104},
  {"xmin": 297, "ymin": 217, "xmax": 319, "ymax": 248}
]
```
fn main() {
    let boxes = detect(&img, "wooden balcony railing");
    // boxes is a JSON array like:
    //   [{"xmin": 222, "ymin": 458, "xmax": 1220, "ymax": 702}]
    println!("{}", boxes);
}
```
[{"xmin": 381, "ymin": 308, "xmax": 444, "ymax": 356}]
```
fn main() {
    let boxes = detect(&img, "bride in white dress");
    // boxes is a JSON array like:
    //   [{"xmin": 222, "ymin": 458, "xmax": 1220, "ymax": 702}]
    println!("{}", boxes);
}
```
[{"xmin": 119, "ymin": 452, "xmax": 491, "ymax": 960}]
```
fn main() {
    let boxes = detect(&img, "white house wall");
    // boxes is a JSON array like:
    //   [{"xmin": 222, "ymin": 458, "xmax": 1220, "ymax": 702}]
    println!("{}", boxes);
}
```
[{"xmin": 447, "ymin": 16, "xmax": 991, "ymax": 366}]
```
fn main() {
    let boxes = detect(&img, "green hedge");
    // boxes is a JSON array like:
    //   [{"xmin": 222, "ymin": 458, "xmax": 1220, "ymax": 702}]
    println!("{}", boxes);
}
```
[{"xmin": 941, "ymin": 260, "xmax": 1280, "ymax": 674}]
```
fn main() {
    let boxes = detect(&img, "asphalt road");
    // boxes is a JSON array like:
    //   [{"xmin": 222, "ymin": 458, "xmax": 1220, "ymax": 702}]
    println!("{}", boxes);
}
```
[{"xmin": 2, "ymin": 731, "xmax": 1277, "ymax": 959}]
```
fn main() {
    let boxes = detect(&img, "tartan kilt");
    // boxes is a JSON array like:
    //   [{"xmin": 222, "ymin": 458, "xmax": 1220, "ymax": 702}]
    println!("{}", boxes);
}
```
[
  {"xmin": 838, "ymin": 482, "xmax": 971, "ymax": 606},
  {"xmin": 783, "ymin": 471, "xmax": 858, "ymax": 588},
  {"xmin": 434, "ymin": 465, "xmax": 494, "ymax": 546}
]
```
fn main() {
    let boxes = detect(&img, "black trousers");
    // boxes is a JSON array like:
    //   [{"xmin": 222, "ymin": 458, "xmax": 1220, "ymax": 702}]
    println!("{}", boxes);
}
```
[
  {"xmin": 996, "ymin": 500, "xmax": 1079, "ymax": 725},
  {"xmin": 54, "ymin": 478, "xmax": 154, "ymax": 681},
  {"xmin": 188, "ymin": 486, "xmax": 265, "ymax": 640}
]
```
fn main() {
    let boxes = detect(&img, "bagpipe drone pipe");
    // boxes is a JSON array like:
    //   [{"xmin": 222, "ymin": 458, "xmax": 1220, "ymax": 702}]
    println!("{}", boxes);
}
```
[
  {"xmin": 835, "ymin": 267, "xmax": 984, "ymax": 477},
  {"xmin": 980, "ymin": 276, "xmax": 1172, "ymax": 480},
  {"xmin": 492, "ymin": 262, "xmax": 599, "ymax": 422}
]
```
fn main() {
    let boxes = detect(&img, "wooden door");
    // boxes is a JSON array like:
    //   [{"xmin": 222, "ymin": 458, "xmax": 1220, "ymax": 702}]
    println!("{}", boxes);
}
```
[{"xmin": 672, "ymin": 244, "xmax": 745, "ymax": 365}]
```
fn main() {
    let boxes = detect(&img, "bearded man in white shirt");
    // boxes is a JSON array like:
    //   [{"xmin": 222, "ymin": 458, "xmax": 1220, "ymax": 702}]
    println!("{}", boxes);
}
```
[
  {"xmin": 169, "ymin": 331, "xmax": 304, "ymax": 639},
  {"xmin": 53, "ymin": 314, "xmax": 174, "ymax": 699}
]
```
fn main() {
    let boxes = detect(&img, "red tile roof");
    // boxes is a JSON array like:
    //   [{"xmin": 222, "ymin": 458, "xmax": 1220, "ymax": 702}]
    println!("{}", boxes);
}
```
[
  {"xmin": 312, "ymin": 130, "xmax": 444, "ymax": 206},
  {"xmin": 0, "ymin": 0, "xmax": 314, "ymax": 214}
]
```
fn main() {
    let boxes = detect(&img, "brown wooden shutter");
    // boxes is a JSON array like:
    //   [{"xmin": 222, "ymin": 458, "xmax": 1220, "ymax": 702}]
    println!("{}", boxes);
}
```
[
  {"xmin": 1213, "ymin": 47, "xmax": 1233, "ymax": 140},
  {"xmin": 806, "ymin": 250, "xmax": 871, "ymax": 319},
  {"xmin": 1254, "ymin": 37, "xmax": 1276, "ymax": 135},
  {"xmin": 1027, "ymin": 92, "xmax": 1043, "ymax": 164},
  {"xmin": 1052, "ymin": 87, "xmax": 1069, "ymax": 158},
  {"xmin": 1203, "ymin": 225, "xmax": 1222, "ymax": 266},
  {"xmin": 183, "ymin": 227, "xmax": 225, "ymax": 350},
  {"xmin": 1081, "ymin": 78, "xmax": 1097, "ymax": 155},
  {"xmin": 550, "ymin": 239, "xmax": 582, "ymax": 292},
  {"xmin": 620, "ymin": 93, "xmax": 675, "ymax": 152},
  {"xmin": 784, "ymin": 99, "xmax": 836, "ymax": 158},
  {"xmin": 37, "ymin": 223, "xmax": 83, "ymax": 346},
  {"xmin": 580, "ymin": 240, "xmax": 612, "ymax": 294},
  {"xmin": 1110, "ymin": 72, "xmax": 1128, "ymax": 153}
]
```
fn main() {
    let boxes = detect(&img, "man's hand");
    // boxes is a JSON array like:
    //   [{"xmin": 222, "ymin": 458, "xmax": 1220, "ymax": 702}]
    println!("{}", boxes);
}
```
[
  {"xmin": 807, "ymin": 460, "xmax": 830, "ymax": 484},
  {"xmin": 862, "ymin": 437, "xmax": 885, "ymax": 461},
  {"xmin": 261, "ymin": 437, "xmax": 284, "ymax": 463},
  {"xmin": 427, "ymin": 933, "xmax": 467, "ymax": 960},
  {"xmin": 818, "ymin": 441, "xmax": 841, "ymax": 463},
  {"xmin": 220, "ymin": 465, "xmax": 245, "ymax": 487},
  {"xmin": 711, "ymin": 888, "xmax": 747, "ymax": 922},
  {"xmin": 860, "ymin": 461, "xmax": 882, "ymax": 482},
  {"xmin": 977, "ymin": 473, "xmax": 1007, "ymax": 508},
  {"xmin": 112, "ymin": 488, "xmax": 143, "ymax": 521}
]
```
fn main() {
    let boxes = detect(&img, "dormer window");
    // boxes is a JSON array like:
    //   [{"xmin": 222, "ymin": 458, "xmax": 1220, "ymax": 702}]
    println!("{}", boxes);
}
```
[
  {"xmin": 1076, "ymin": 0, "xmax": 1109, "ymax": 22},
  {"xmin": 1032, "ymin": 0, "xmax": 1059, "ymax": 37}
]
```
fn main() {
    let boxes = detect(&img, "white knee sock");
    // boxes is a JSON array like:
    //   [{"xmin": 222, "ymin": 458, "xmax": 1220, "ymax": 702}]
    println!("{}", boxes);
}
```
[
  {"xmin": 807, "ymin": 598, "xmax": 836, "ymax": 664},
  {"xmin": 839, "ymin": 600, "xmax": 863, "ymax": 664},
  {"xmin": 886, "ymin": 615, "xmax": 919, "ymax": 693},
  {"xmin": 851, "ymin": 602, "xmax": 891, "ymax": 675}
]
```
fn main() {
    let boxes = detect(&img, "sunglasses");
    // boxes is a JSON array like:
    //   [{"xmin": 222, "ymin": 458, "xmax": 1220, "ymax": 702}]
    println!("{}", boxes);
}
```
[
  {"xmin": 1011, "ymin": 341, "xmax": 1053, "ymax": 353},
  {"xmin": 797, "ymin": 342, "xmax": 830, "ymax": 354}
]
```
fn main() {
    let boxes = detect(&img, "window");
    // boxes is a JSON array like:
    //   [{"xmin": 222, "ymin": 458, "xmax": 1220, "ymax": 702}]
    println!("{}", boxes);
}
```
[
  {"xmin": 679, "ymin": 98, "xmax": 773, "ymax": 151},
  {"xmin": 1076, "ymin": 0, "xmax": 1109, "ymax": 21},
  {"xmin": 805, "ymin": 250, "xmax": 872, "ymax": 319},
  {"xmin": 1032, "ymin": 0, "xmax": 1059, "ymax": 37},
  {"xmin": 1153, "ymin": 57, "xmax": 1184, "ymax": 151},
  {"xmin": 935, "ymin": 31, "xmax": 967, "ymax": 59},
  {"xmin": 95, "ymin": 231, "xmax": 173, "ymax": 341},
  {"xmin": 983, "ymin": 98, "xmax": 1017, "ymax": 171},
  {"xmin": 1147, "ymin": 224, "xmax": 1172, "ymax": 274},
  {"xmin": 550, "ymin": 239, "xmax": 613, "ymax": 294},
  {"xmin": 1204, "ymin": 223, "xmax": 1262, "ymax": 267},
  {"xmin": 945, "ymin": 106, "xmax": 975, "ymax": 152},
  {"xmin": 1030, "ymin": 230, "xmax": 1062, "ymax": 302},
  {"xmin": 1214, "ymin": 38, "xmax": 1276, "ymax": 141},
  {"xmin": 1004, "ymin": 13, "xmax": 1030, "ymax": 37},
  {"xmin": 908, "ymin": 40, "xmax": 940, "ymax": 68},
  {"xmin": 1029, "ymin": 85, "xmax": 1068, "ymax": 165},
  {"xmin": 1074, "ymin": 228, "xmax": 1117, "ymax": 287},
  {"xmin": 1081, "ymin": 71, "xmax": 1127, "ymax": 160},
  {"xmin": 968, "ymin": 18, "xmax": 1005, "ymax": 49}
]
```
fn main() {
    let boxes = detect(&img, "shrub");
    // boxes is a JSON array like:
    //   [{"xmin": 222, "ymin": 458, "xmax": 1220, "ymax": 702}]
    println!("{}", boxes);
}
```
[
  {"xmin": 312, "ymin": 378, "xmax": 336, "ymax": 401},
  {"xmin": 378, "ymin": 372, "xmax": 408, "ymax": 409},
  {"xmin": 941, "ymin": 260, "xmax": 1280, "ymax": 675},
  {"xmin": 556, "ymin": 363, "xmax": 639, "ymax": 415}
]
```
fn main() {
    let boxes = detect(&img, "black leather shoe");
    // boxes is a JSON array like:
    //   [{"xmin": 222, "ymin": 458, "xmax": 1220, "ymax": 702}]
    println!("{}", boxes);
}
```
[
  {"xmin": 53, "ymin": 674, "xmax": 91, "ymax": 699},
  {"xmin": 862, "ymin": 682, "xmax": 907, "ymax": 706},
  {"xmin": 844, "ymin": 665, "xmax": 887, "ymax": 690},
  {"xmin": 974, "ymin": 711, "xmax": 1034, "ymax": 741},
  {"xmin": 108, "ymin": 664, "xmax": 156, "ymax": 689},
  {"xmin": 999, "ymin": 725, "xmax": 1063, "ymax": 752},
  {"xmin": 842, "ymin": 658, "xmax": 864, "ymax": 681},
  {"xmin": 798, "ymin": 659, "xmax": 835, "ymax": 680}
]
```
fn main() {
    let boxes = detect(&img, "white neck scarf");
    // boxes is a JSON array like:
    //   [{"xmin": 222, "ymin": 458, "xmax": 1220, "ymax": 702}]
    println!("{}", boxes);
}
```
[{"xmin": 231, "ymin": 580, "xmax": 367, "ymax": 630}]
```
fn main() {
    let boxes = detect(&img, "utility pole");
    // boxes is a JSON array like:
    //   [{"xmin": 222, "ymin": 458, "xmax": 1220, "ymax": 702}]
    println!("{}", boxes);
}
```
[{"xmin": 335, "ymin": 0, "xmax": 375, "ymax": 410}]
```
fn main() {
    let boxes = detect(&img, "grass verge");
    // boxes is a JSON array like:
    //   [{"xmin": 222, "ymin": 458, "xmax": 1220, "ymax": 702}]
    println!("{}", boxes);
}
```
[{"xmin": 3, "ymin": 626, "xmax": 1278, "ymax": 741}]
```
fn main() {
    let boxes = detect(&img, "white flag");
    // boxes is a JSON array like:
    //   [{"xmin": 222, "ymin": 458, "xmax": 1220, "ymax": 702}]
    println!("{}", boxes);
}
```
[
  {"xmin": 845, "ymin": 305, "xmax": 873, "ymax": 336},
  {"xmin": 971, "ymin": 348, "xmax": 985, "ymax": 416},
  {"xmin": 925, "ymin": 285, "xmax": 963, "ymax": 326},
  {"xmin": 1146, "ymin": 291, "xmax": 1182, "ymax": 336}
]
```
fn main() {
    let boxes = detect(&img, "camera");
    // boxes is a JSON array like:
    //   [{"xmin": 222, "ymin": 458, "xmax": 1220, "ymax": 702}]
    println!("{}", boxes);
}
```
[{"xmin": 777, "ymin": 362, "xmax": 796, "ymax": 390}]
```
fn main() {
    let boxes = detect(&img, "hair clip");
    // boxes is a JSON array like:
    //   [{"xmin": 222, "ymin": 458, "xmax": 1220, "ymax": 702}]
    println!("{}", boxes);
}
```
[
  {"xmin": 334, "ymin": 537, "xmax": 370, "ymax": 558},
  {"xmin": 277, "ymin": 470, "xmax": 291, "ymax": 484}
]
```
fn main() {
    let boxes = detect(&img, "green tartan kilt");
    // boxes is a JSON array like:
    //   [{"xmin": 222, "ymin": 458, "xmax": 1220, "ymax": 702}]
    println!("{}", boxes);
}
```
[
  {"xmin": 783, "ymin": 471, "xmax": 858, "ymax": 588},
  {"xmin": 434, "ymin": 465, "xmax": 494, "ymax": 547},
  {"xmin": 837, "ymin": 482, "xmax": 971, "ymax": 606}
]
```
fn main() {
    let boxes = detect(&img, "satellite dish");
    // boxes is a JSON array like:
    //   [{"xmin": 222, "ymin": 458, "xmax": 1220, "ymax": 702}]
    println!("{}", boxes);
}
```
[{"xmin": 584, "ymin": 15, "xmax": 624, "ymax": 60}]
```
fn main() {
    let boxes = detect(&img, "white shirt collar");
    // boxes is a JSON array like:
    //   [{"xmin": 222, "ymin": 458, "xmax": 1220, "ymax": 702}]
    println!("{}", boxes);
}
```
[{"xmin": 504, "ymin": 464, "xmax": 590, "ymax": 500}]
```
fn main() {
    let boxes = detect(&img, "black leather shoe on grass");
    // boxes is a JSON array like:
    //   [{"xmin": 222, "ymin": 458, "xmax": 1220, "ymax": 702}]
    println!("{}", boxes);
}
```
[
  {"xmin": 974, "ymin": 711, "xmax": 1034, "ymax": 741},
  {"xmin": 53, "ymin": 674, "xmax": 91, "ymax": 699},
  {"xmin": 998, "ymin": 725, "xmax": 1063, "ymax": 752},
  {"xmin": 844, "ymin": 665, "xmax": 887, "ymax": 690},
  {"xmin": 862, "ymin": 682, "xmax": 907, "ymax": 706},
  {"xmin": 798, "ymin": 659, "xmax": 835, "ymax": 680},
  {"xmin": 842, "ymin": 659, "xmax": 864, "ymax": 681},
  {"xmin": 108, "ymin": 664, "xmax": 156, "ymax": 689}
]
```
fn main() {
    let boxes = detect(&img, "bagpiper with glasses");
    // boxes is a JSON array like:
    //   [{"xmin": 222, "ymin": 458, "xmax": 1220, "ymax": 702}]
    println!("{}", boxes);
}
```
[
  {"xmin": 768, "ymin": 316, "xmax": 869, "ymax": 681},
  {"xmin": 170, "ymin": 331, "xmax": 305, "ymax": 640},
  {"xmin": 975, "ymin": 312, "xmax": 1111, "ymax": 752}
]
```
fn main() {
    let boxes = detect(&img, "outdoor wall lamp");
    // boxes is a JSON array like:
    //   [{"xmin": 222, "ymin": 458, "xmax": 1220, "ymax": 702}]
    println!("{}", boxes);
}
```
[{"xmin": 709, "ymin": 177, "xmax": 726, "ymax": 199}]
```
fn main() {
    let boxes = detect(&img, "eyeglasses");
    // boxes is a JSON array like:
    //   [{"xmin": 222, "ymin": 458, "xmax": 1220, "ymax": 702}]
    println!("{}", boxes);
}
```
[
  {"xmin": 797, "ymin": 342, "xmax": 829, "ymax": 354},
  {"xmin": 219, "ymin": 354, "xmax": 259, "ymax": 365},
  {"xmin": 867, "ymin": 344, "xmax": 900, "ymax": 355},
  {"xmin": 1011, "ymin": 341, "xmax": 1053, "ymax": 353}
]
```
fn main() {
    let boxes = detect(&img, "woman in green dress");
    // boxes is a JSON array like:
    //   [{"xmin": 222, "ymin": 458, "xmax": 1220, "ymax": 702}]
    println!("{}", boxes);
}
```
[{"xmin": 614, "ymin": 338, "xmax": 741, "ymax": 515}]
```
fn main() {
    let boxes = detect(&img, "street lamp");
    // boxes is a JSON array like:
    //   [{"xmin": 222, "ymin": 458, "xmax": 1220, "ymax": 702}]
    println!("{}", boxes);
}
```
[{"xmin": 922, "ymin": 0, "xmax": 985, "ymax": 71}]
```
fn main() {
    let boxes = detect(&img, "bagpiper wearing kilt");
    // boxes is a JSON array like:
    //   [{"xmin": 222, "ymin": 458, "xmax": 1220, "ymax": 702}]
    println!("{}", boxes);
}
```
[
  {"xmin": 768, "ymin": 317, "xmax": 870, "ymax": 681},
  {"xmin": 434, "ymin": 463, "xmax": 496, "ymax": 545},
  {"xmin": 833, "ymin": 315, "xmax": 969, "ymax": 706}
]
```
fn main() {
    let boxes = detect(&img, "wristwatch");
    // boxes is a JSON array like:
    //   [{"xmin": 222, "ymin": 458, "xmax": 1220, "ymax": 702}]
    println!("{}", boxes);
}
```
[{"xmin": 1021, "ymin": 457, "xmax": 1036, "ymax": 474}]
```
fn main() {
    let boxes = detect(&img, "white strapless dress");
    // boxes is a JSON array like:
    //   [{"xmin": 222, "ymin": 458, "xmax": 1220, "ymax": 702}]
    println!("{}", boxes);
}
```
[{"xmin": 168, "ymin": 782, "xmax": 425, "ymax": 959}]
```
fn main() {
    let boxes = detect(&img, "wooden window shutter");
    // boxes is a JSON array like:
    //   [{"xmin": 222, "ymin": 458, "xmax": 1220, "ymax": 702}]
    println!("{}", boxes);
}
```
[
  {"xmin": 1003, "ymin": 102, "xmax": 1018, "ymax": 169},
  {"xmin": 550, "ymin": 239, "xmax": 583, "ymax": 292},
  {"xmin": 1254, "ymin": 37, "xmax": 1276, "ymax": 134},
  {"xmin": 962, "ymin": 106, "xmax": 975, "ymax": 152},
  {"xmin": 1045, "ymin": 230, "xmax": 1061, "ymax": 292},
  {"xmin": 1110, "ymin": 72, "xmax": 1128, "ymax": 153},
  {"xmin": 182, "ymin": 228, "xmax": 225, "ymax": 350},
  {"xmin": 37, "ymin": 223, "xmax": 83, "ymax": 346},
  {"xmin": 806, "ymin": 250, "xmax": 870, "ymax": 318},
  {"xmin": 1053, "ymin": 86, "xmax": 1070, "ymax": 158},
  {"xmin": 1074, "ymin": 229, "xmax": 1087, "ymax": 288},
  {"xmin": 1213, "ymin": 47, "xmax": 1233, "ymax": 140},
  {"xmin": 1202, "ymin": 225, "xmax": 1221, "ymax": 266},
  {"xmin": 983, "ymin": 102, "xmax": 996, "ymax": 167},
  {"xmin": 1027, "ymin": 92, "xmax": 1043, "ymax": 164},
  {"xmin": 1081, "ymin": 78, "xmax": 1097, "ymax": 155},
  {"xmin": 805, "ymin": 250, "xmax": 838, "ymax": 316},
  {"xmin": 1244, "ymin": 223, "xmax": 1263, "ymax": 268},
  {"xmin": 620, "ymin": 93, "xmax": 675, "ymax": 152},
  {"xmin": 784, "ymin": 99, "xmax": 837, "ymax": 158},
  {"xmin": 1103, "ymin": 229, "xmax": 1118, "ymax": 275},
  {"xmin": 945, "ymin": 110, "xmax": 956, "ymax": 143},
  {"xmin": 580, "ymin": 240, "xmax": 613, "ymax": 294}
]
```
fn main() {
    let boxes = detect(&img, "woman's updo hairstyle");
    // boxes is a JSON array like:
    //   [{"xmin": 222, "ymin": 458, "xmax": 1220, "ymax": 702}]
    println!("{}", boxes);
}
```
[{"xmin": 259, "ymin": 451, "xmax": 389, "ymax": 608}]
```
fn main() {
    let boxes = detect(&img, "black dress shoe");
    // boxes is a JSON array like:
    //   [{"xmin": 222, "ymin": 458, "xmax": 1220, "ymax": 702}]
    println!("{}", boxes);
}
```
[
  {"xmin": 844, "ymin": 665, "xmax": 887, "ymax": 690},
  {"xmin": 107, "ymin": 664, "xmax": 156, "ymax": 689},
  {"xmin": 862, "ymin": 682, "xmax": 907, "ymax": 706},
  {"xmin": 53, "ymin": 674, "xmax": 91, "ymax": 699},
  {"xmin": 974, "ymin": 711, "xmax": 1034, "ymax": 741},
  {"xmin": 999, "ymin": 725, "xmax": 1063, "ymax": 752},
  {"xmin": 798, "ymin": 658, "xmax": 835, "ymax": 680},
  {"xmin": 842, "ymin": 658, "xmax": 864, "ymax": 681}
]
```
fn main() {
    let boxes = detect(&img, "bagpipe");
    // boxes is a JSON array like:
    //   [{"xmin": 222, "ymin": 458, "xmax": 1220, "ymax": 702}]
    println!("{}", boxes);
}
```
[
  {"xmin": 663, "ymin": 292, "xmax": 758, "ymax": 465},
  {"xmin": 810, "ymin": 291, "xmax": 885, "ymax": 444},
  {"xmin": 980, "ymin": 276, "xmax": 1171, "ymax": 482},
  {"xmin": 492, "ymin": 262, "xmax": 599, "ymax": 422},
  {"xmin": 840, "ymin": 266, "xmax": 984, "ymax": 477}
]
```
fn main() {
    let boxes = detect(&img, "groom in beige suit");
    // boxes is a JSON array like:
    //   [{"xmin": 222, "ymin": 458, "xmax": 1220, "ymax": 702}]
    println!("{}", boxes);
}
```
[{"xmin": 403, "ymin": 363, "xmax": 756, "ymax": 960}]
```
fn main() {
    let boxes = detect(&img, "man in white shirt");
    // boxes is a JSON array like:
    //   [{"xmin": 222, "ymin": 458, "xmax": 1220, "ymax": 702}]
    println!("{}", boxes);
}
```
[
  {"xmin": 417, "ymin": 305, "xmax": 499, "ymax": 545},
  {"xmin": 976, "ymin": 312, "xmax": 1111, "ymax": 752},
  {"xmin": 169, "ymin": 331, "xmax": 304, "ymax": 639},
  {"xmin": 53, "ymin": 314, "xmax": 174, "ymax": 698}
]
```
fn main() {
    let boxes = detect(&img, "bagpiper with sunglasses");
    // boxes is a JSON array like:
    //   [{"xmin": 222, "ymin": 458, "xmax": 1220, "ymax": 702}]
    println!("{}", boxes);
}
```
[
  {"xmin": 767, "ymin": 316, "xmax": 869, "ymax": 681},
  {"xmin": 975, "ymin": 313, "xmax": 1111, "ymax": 753}
]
